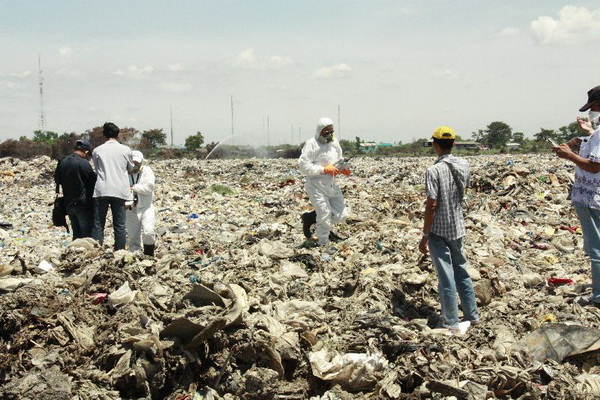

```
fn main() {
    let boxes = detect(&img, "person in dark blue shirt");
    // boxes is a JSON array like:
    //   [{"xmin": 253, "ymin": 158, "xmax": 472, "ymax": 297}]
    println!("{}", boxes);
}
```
[{"xmin": 54, "ymin": 140, "xmax": 97, "ymax": 239}]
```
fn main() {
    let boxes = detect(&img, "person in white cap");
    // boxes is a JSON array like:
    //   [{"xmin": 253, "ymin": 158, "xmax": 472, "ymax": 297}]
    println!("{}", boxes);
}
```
[
  {"xmin": 126, "ymin": 150, "xmax": 156, "ymax": 256},
  {"xmin": 298, "ymin": 117, "xmax": 350, "ymax": 247}
]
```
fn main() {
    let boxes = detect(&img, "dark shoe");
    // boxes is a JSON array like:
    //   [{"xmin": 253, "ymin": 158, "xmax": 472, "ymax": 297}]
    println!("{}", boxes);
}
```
[
  {"xmin": 301, "ymin": 211, "xmax": 317, "ymax": 239},
  {"xmin": 143, "ymin": 244, "xmax": 155, "ymax": 257},
  {"xmin": 329, "ymin": 231, "xmax": 346, "ymax": 243}
]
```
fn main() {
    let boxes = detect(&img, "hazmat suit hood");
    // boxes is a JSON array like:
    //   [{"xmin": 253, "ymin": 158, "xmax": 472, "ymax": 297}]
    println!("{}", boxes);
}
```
[
  {"xmin": 315, "ymin": 117, "xmax": 334, "ymax": 140},
  {"xmin": 132, "ymin": 151, "xmax": 144, "ymax": 164}
]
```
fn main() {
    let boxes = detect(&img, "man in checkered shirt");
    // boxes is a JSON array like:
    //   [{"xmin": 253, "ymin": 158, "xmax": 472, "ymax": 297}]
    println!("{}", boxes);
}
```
[{"xmin": 419, "ymin": 126, "xmax": 479, "ymax": 332}]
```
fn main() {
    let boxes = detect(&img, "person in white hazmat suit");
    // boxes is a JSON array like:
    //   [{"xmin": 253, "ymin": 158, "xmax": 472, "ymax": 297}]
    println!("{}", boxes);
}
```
[
  {"xmin": 298, "ymin": 118, "xmax": 350, "ymax": 246},
  {"xmin": 126, "ymin": 151, "xmax": 156, "ymax": 256}
]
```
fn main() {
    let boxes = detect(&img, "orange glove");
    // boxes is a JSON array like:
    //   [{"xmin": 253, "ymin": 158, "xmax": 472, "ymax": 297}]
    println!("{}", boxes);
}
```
[
  {"xmin": 324, "ymin": 165, "xmax": 339, "ymax": 176},
  {"xmin": 340, "ymin": 169, "xmax": 351, "ymax": 176}
]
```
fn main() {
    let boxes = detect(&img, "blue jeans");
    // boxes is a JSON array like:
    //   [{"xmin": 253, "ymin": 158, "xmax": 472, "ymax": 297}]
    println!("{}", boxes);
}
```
[
  {"xmin": 92, "ymin": 197, "xmax": 127, "ymax": 250},
  {"xmin": 428, "ymin": 233, "xmax": 479, "ymax": 328},
  {"xmin": 67, "ymin": 207, "xmax": 93, "ymax": 240},
  {"xmin": 574, "ymin": 205, "xmax": 600, "ymax": 303}
]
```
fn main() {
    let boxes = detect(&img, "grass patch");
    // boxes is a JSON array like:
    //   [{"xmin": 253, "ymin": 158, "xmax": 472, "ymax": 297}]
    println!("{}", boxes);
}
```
[{"xmin": 211, "ymin": 184, "xmax": 234, "ymax": 196}]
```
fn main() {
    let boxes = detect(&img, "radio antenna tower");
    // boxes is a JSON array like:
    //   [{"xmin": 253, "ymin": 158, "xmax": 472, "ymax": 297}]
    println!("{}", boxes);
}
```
[
  {"xmin": 38, "ymin": 54, "xmax": 46, "ymax": 132},
  {"xmin": 231, "ymin": 95, "xmax": 235, "ymax": 145},
  {"xmin": 337, "ymin": 105, "xmax": 341, "ymax": 139}
]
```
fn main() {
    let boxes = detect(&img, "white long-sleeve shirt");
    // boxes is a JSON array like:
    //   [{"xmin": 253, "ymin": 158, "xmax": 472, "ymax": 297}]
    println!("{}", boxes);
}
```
[{"xmin": 92, "ymin": 140, "xmax": 133, "ymax": 200}]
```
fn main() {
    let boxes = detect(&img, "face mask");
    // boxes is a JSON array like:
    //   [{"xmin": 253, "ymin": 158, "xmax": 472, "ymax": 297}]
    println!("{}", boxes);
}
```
[
  {"xmin": 589, "ymin": 111, "xmax": 600, "ymax": 126},
  {"xmin": 319, "ymin": 133, "xmax": 334, "ymax": 143}
]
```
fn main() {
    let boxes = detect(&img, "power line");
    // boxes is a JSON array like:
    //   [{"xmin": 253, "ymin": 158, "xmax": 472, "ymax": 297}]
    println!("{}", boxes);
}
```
[{"xmin": 170, "ymin": 106, "xmax": 174, "ymax": 146}]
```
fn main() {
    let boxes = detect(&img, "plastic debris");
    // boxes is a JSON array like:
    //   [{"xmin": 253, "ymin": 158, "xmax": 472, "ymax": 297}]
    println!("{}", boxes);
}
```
[{"xmin": 0, "ymin": 154, "xmax": 598, "ymax": 398}]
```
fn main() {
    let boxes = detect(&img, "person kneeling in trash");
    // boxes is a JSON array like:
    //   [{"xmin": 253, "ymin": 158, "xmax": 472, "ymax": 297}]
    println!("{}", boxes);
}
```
[
  {"xmin": 126, "ymin": 150, "xmax": 156, "ymax": 256},
  {"xmin": 298, "ymin": 117, "xmax": 350, "ymax": 246}
]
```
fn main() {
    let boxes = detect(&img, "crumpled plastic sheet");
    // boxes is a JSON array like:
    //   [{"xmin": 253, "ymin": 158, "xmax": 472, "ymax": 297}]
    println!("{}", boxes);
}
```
[{"xmin": 0, "ymin": 154, "xmax": 599, "ymax": 399}]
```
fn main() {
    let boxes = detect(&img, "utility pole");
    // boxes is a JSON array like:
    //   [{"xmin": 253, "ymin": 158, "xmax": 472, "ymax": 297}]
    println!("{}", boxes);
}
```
[
  {"xmin": 231, "ymin": 95, "xmax": 234, "ymax": 145},
  {"xmin": 170, "ymin": 106, "xmax": 174, "ymax": 146},
  {"xmin": 267, "ymin": 116, "xmax": 270, "ymax": 147},
  {"xmin": 291, "ymin": 124, "xmax": 293, "ymax": 145},
  {"xmin": 38, "ymin": 54, "xmax": 46, "ymax": 132},
  {"xmin": 337, "ymin": 105, "xmax": 341, "ymax": 139},
  {"xmin": 298, "ymin": 126, "xmax": 301, "ymax": 145}
]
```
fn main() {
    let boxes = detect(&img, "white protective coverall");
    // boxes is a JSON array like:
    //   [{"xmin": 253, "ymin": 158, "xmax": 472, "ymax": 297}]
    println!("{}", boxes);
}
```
[
  {"xmin": 126, "ymin": 157, "xmax": 156, "ymax": 252},
  {"xmin": 298, "ymin": 118, "xmax": 348, "ymax": 245}
]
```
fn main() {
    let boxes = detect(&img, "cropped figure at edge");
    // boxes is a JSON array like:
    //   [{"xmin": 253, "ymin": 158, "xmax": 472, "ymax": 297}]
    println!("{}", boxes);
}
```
[{"xmin": 552, "ymin": 85, "xmax": 600, "ymax": 307}]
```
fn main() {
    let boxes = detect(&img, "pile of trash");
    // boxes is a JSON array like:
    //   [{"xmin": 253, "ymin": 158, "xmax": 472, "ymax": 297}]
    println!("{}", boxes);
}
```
[{"xmin": 1, "ymin": 154, "xmax": 600, "ymax": 399}]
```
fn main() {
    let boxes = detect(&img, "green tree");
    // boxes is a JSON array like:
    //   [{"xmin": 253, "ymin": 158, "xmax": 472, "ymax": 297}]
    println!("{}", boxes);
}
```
[
  {"xmin": 557, "ymin": 122, "xmax": 581, "ymax": 143},
  {"xmin": 32, "ymin": 130, "xmax": 59, "ymax": 145},
  {"xmin": 354, "ymin": 136, "xmax": 363, "ymax": 154},
  {"xmin": 471, "ymin": 129, "xmax": 485, "ymax": 143},
  {"xmin": 484, "ymin": 121, "xmax": 513, "ymax": 149},
  {"xmin": 533, "ymin": 128, "xmax": 557, "ymax": 142},
  {"xmin": 141, "ymin": 128, "xmax": 167, "ymax": 148},
  {"xmin": 86, "ymin": 126, "xmax": 139, "ymax": 148},
  {"xmin": 185, "ymin": 131, "xmax": 205, "ymax": 151},
  {"xmin": 339, "ymin": 139, "xmax": 355, "ymax": 155},
  {"xmin": 512, "ymin": 132, "xmax": 525, "ymax": 144}
]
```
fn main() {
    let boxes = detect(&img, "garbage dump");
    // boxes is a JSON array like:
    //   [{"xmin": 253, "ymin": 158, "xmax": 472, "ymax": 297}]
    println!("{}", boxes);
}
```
[{"xmin": 2, "ymin": 153, "xmax": 600, "ymax": 399}]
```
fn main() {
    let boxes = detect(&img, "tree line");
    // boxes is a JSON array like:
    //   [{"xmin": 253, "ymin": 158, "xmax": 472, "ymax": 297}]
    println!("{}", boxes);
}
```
[
  {"xmin": 0, "ymin": 126, "xmax": 208, "ymax": 160},
  {"xmin": 0, "ymin": 119, "xmax": 589, "ymax": 160},
  {"xmin": 337, "ymin": 120, "xmax": 588, "ymax": 157}
]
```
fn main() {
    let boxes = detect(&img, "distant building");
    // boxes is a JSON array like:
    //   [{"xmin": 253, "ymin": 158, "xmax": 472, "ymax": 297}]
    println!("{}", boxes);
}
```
[
  {"xmin": 360, "ymin": 142, "xmax": 394, "ymax": 153},
  {"xmin": 360, "ymin": 142, "xmax": 378, "ymax": 153},
  {"xmin": 505, "ymin": 142, "xmax": 521, "ymax": 149},
  {"xmin": 423, "ymin": 140, "xmax": 486, "ymax": 150}
]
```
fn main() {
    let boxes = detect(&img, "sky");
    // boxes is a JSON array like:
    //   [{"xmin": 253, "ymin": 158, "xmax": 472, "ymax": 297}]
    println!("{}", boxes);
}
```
[{"xmin": 1, "ymin": 1, "xmax": 600, "ymax": 146}]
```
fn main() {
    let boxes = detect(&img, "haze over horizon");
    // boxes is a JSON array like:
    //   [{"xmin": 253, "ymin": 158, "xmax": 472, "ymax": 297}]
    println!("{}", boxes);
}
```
[{"xmin": 2, "ymin": 1, "xmax": 600, "ymax": 146}]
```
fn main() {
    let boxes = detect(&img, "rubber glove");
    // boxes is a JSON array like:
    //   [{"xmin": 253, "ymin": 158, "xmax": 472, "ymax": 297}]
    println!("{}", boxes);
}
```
[
  {"xmin": 340, "ymin": 169, "xmax": 351, "ymax": 176},
  {"xmin": 323, "ymin": 165, "xmax": 339, "ymax": 176}
]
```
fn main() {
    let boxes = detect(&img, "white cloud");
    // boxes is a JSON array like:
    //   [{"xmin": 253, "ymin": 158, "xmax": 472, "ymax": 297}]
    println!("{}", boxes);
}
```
[
  {"xmin": 310, "ymin": 63, "xmax": 352, "ymax": 79},
  {"xmin": 0, "ymin": 81, "xmax": 17, "ymax": 89},
  {"xmin": 114, "ymin": 65, "xmax": 155, "ymax": 78},
  {"xmin": 267, "ymin": 84, "xmax": 291, "ymax": 91},
  {"xmin": 234, "ymin": 48, "xmax": 259, "ymax": 69},
  {"xmin": 531, "ymin": 6, "xmax": 600, "ymax": 44},
  {"xmin": 59, "ymin": 46, "xmax": 72, "ymax": 57},
  {"xmin": 268, "ymin": 56, "xmax": 295, "ymax": 70},
  {"xmin": 158, "ymin": 81, "xmax": 192, "ymax": 93},
  {"xmin": 497, "ymin": 27, "xmax": 519, "ymax": 37},
  {"xmin": 10, "ymin": 71, "xmax": 32, "ymax": 78},
  {"xmin": 168, "ymin": 63, "xmax": 183, "ymax": 71},
  {"xmin": 434, "ymin": 69, "xmax": 456, "ymax": 79},
  {"xmin": 55, "ymin": 68, "xmax": 88, "ymax": 79}
]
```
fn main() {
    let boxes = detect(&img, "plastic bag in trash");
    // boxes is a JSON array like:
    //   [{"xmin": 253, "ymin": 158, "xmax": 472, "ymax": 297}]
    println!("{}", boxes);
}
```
[
  {"xmin": 309, "ymin": 348, "xmax": 388, "ymax": 391},
  {"xmin": 107, "ymin": 281, "xmax": 137, "ymax": 307}
]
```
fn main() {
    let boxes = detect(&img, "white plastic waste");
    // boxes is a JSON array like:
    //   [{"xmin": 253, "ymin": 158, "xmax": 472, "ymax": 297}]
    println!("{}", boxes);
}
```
[{"xmin": 107, "ymin": 281, "xmax": 137, "ymax": 307}]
